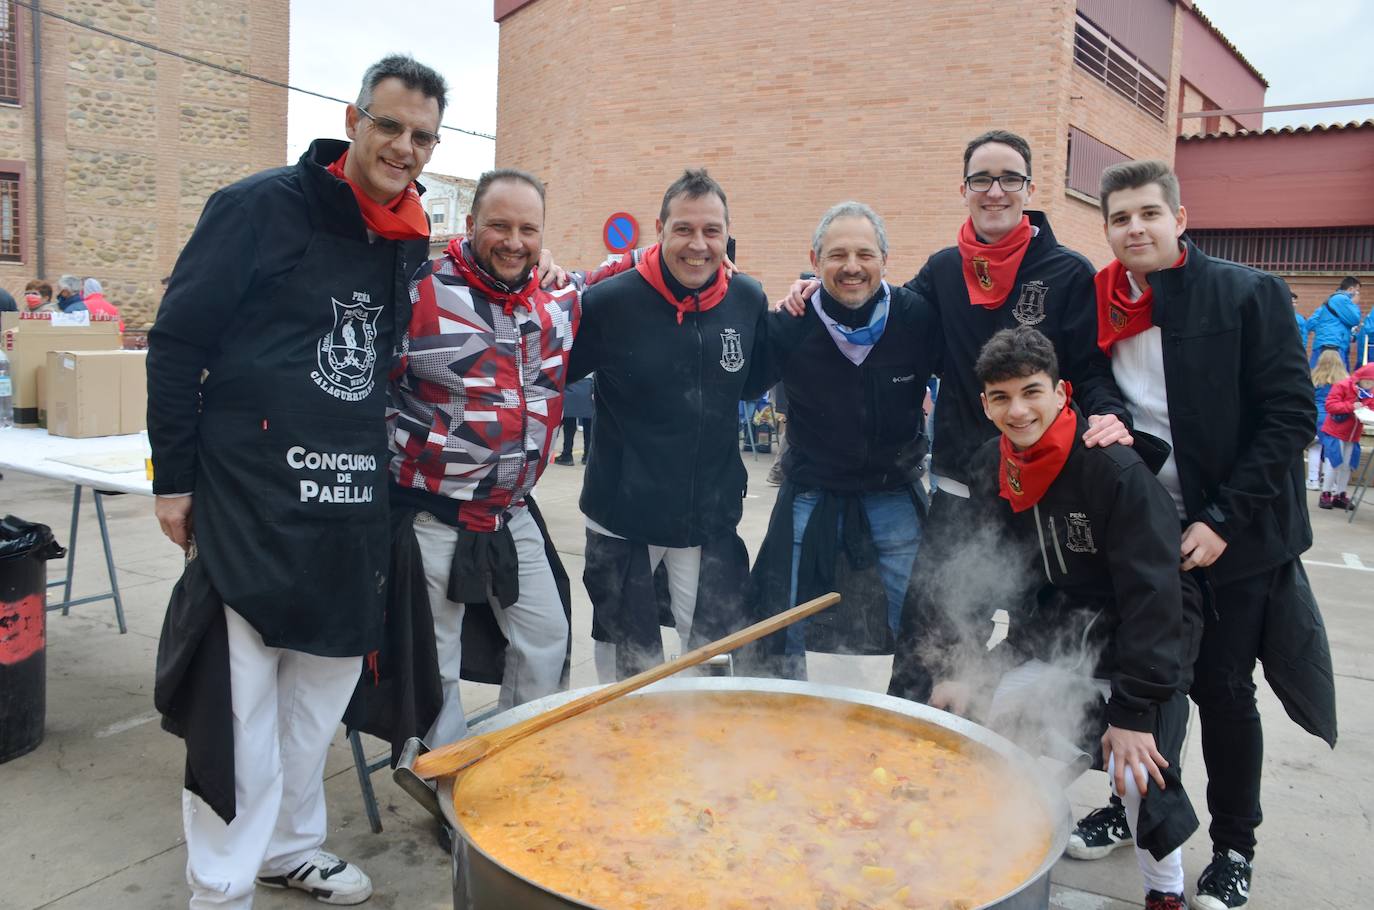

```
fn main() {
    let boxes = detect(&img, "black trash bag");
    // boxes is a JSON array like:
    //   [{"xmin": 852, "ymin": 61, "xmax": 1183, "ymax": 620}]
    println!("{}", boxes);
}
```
[{"xmin": 0, "ymin": 515, "xmax": 66, "ymax": 561}]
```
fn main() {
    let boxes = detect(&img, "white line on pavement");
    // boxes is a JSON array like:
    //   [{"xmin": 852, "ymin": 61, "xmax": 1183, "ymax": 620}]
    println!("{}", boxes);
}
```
[
  {"xmin": 95, "ymin": 710, "xmax": 161, "ymax": 738},
  {"xmin": 1305, "ymin": 557, "xmax": 1374, "ymax": 574},
  {"xmin": 1341, "ymin": 552, "xmax": 1367, "ymax": 569}
]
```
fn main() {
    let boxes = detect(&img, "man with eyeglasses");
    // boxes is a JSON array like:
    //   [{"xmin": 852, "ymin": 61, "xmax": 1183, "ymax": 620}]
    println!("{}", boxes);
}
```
[{"xmin": 148, "ymin": 54, "xmax": 446, "ymax": 908}]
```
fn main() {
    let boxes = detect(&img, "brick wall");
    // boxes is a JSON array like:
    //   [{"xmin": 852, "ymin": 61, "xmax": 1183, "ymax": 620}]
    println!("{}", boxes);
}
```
[
  {"xmin": 495, "ymin": 0, "xmax": 1182, "ymax": 296},
  {"xmin": 0, "ymin": 0, "xmax": 287, "ymax": 329}
]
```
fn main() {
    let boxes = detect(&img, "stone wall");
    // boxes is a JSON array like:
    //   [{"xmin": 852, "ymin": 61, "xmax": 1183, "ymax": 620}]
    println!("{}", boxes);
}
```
[{"xmin": 0, "ymin": 0, "xmax": 288, "ymax": 329}]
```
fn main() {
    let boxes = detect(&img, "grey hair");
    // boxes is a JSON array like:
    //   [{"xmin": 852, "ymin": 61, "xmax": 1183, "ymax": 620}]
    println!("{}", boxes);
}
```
[
  {"xmin": 83, "ymin": 277, "xmax": 103, "ymax": 295},
  {"xmin": 355, "ymin": 54, "xmax": 448, "ymax": 119},
  {"xmin": 812, "ymin": 201, "xmax": 889, "ymax": 257},
  {"xmin": 57, "ymin": 274, "xmax": 82, "ymax": 294}
]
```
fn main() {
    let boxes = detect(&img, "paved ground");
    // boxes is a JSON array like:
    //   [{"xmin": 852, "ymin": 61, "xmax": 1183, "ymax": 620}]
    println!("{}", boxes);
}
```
[{"xmin": 1, "ymin": 446, "xmax": 1370, "ymax": 910}]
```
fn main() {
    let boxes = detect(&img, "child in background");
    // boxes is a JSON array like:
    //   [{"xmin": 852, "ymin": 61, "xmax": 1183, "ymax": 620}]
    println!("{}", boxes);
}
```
[
  {"xmin": 1318, "ymin": 362, "xmax": 1374, "ymax": 510},
  {"xmin": 1308, "ymin": 350, "xmax": 1347, "ymax": 491}
]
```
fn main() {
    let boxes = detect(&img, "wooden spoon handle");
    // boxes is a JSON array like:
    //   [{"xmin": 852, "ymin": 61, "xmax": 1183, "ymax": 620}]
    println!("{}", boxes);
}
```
[{"xmin": 412, "ymin": 591, "xmax": 840, "ymax": 779}]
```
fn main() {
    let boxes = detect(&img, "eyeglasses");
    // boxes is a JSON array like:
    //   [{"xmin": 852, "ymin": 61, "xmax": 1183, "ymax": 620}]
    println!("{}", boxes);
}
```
[
  {"xmin": 964, "ymin": 173, "xmax": 1030, "ymax": 193},
  {"xmin": 356, "ymin": 107, "xmax": 441, "ymax": 151}
]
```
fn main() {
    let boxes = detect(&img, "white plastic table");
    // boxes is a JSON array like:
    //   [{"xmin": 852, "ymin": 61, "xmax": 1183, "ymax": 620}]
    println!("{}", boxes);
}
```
[{"xmin": 0, "ymin": 427, "xmax": 152, "ymax": 632}]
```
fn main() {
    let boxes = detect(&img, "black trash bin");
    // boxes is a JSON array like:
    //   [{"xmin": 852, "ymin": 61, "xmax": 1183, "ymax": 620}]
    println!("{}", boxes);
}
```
[{"xmin": 0, "ymin": 515, "xmax": 66, "ymax": 763}]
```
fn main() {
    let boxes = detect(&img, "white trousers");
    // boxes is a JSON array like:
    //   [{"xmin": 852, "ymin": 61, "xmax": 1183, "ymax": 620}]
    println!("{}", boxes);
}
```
[
  {"xmin": 589, "ymin": 528, "xmax": 701, "ymax": 684},
  {"xmin": 415, "ymin": 506, "xmax": 569, "ymax": 747},
  {"xmin": 1322, "ymin": 441, "xmax": 1354, "ymax": 494},
  {"xmin": 1307, "ymin": 441, "xmax": 1323, "ymax": 484},
  {"xmin": 183, "ymin": 606, "xmax": 361, "ymax": 909},
  {"xmin": 988, "ymin": 660, "xmax": 1184, "ymax": 896}
]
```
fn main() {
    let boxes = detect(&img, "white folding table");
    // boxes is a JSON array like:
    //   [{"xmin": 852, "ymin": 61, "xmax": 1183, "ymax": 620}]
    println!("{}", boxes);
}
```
[{"xmin": 0, "ymin": 428, "xmax": 153, "ymax": 632}]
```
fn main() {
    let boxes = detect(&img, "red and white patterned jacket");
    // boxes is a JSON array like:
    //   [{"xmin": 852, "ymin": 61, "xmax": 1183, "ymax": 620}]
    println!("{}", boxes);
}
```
[{"xmin": 388, "ymin": 239, "xmax": 627, "ymax": 532}]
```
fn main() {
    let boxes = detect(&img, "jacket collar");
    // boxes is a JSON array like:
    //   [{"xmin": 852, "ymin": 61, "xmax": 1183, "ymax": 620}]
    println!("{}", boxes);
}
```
[
  {"xmin": 1147, "ymin": 236, "xmax": 1204, "ymax": 328},
  {"xmin": 298, "ymin": 138, "xmax": 427, "ymax": 240}
]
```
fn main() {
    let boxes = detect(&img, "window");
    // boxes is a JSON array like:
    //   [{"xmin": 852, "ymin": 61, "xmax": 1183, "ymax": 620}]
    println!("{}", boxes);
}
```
[
  {"xmin": 1073, "ymin": 14, "xmax": 1167, "ymax": 122},
  {"xmin": 0, "ymin": 0, "xmax": 17, "ymax": 106},
  {"xmin": 0, "ymin": 171, "xmax": 19, "ymax": 261},
  {"xmin": 430, "ymin": 200, "xmax": 448, "ymax": 226},
  {"xmin": 1188, "ymin": 227, "xmax": 1374, "ymax": 273},
  {"xmin": 1065, "ymin": 127, "xmax": 1130, "ymax": 200}
]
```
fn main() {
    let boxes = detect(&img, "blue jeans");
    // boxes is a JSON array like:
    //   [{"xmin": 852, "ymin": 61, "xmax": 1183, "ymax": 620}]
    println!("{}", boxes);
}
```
[{"xmin": 784, "ymin": 489, "xmax": 921, "ymax": 654}]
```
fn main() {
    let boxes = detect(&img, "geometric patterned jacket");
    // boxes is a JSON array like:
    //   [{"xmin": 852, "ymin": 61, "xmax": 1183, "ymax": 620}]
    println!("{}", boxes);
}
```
[{"xmin": 388, "ymin": 238, "xmax": 627, "ymax": 531}]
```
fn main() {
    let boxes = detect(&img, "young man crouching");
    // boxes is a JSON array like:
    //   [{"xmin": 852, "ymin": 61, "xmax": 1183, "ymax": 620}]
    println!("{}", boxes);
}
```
[{"xmin": 930, "ymin": 326, "xmax": 1202, "ymax": 910}]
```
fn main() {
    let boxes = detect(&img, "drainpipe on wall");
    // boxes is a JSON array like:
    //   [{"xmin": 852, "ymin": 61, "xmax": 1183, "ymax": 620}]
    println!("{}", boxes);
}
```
[{"xmin": 30, "ymin": 0, "xmax": 44, "ymax": 276}]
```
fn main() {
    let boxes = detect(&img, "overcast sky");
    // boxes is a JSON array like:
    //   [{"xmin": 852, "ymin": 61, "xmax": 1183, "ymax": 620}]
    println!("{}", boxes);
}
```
[{"xmin": 286, "ymin": 0, "xmax": 1372, "ymax": 179}]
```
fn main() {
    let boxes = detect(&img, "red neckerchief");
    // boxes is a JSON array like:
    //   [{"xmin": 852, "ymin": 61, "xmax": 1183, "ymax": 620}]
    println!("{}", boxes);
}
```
[
  {"xmin": 1094, "ymin": 247, "xmax": 1188, "ymax": 355},
  {"xmin": 998, "ymin": 385, "xmax": 1077, "ymax": 513},
  {"xmin": 635, "ymin": 243, "xmax": 729, "ymax": 325},
  {"xmin": 445, "ymin": 238, "xmax": 538, "ymax": 316},
  {"xmin": 956, "ymin": 215, "xmax": 1033, "ymax": 308},
  {"xmin": 325, "ymin": 149, "xmax": 429, "ymax": 241}
]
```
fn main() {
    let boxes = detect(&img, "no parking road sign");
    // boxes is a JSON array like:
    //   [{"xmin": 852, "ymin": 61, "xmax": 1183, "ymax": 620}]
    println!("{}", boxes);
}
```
[{"xmin": 603, "ymin": 212, "xmax": 639, "ymax": 254}]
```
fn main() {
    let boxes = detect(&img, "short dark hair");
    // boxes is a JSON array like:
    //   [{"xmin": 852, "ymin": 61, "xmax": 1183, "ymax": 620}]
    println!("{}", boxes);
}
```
[
  {"xmin": 1339, "ymin": 276, "xmax": 1361, "ymax": 291},
  {"xmin": 1099, "ymin": 159, "xmax": 1181, "ymax": 220},
  {"xmin": 963, "ymin": 130, "xmax": 1032, "ymax": 177},
  {"xmin": 659, "ymin": 168, "xmax": 729, "ymax": 225},
  {"xmin": 470, "ymin": 168, "xmax": 546, "ymax": 219},
  {"xmin": 356, "ymin": 54, "xmax": 448, "ymax": 120},
  {"xmin": 975, "ymin": 326, "xmax": 1060, "ymax": 386}
]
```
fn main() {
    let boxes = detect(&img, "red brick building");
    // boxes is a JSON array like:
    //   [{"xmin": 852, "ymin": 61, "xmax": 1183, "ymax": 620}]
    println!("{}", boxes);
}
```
[{"xmin": 491, "ymin": 0, "xmax": 1256, "ymax": 297}]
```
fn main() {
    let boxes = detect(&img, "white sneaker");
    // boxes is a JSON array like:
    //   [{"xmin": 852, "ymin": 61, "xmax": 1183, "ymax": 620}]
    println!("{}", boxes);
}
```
[
  {"xmin": 1306, "ymin": 478, "xmax": 1320, "ymax": 490},
  {"xmin": 257, "ymin": 850, "xmax": 373, "ymax": 905}
]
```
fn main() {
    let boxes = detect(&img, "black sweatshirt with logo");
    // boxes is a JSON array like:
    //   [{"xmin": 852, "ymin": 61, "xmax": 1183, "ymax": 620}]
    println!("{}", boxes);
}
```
[
  {"xmin": 568, "ymin": 269, "xmax": 771, "ymax": 548},
  {"xmin": 908, "ymin": 211, "xmax": 1127, "ymax": 486}
]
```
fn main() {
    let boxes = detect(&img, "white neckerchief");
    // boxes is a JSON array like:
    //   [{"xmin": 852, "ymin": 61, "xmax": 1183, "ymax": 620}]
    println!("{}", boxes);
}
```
[{"xmin": 808, "ymin": 281, "xmax": 891, "ymax": 366}]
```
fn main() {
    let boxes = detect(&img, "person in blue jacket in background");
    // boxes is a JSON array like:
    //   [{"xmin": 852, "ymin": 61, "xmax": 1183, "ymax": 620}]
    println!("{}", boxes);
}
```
[
  {"xmin": 1292, "ymin": 290, "xmax": 1305, "ymax": 341},
  {"xmin": 1305, "ymin": 277, "xmax": 1361, "ymax": 367}
]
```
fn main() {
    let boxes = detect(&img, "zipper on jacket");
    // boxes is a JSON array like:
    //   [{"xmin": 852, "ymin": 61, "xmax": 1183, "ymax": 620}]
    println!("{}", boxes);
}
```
[
  {"xmin": 511, "ymin": 318, "xmax": 532, "ymax": 496},
  {"xmin": 689, "ymin": 300, "xmax": 702, "ymax": 540},
  {"xmin": 1032, "ymin": 503, "xmax": 1054, "ymax": 581},
  {"xmin": 1047, "ymin": 515, "xmax": 1069, "ymax": 574}
]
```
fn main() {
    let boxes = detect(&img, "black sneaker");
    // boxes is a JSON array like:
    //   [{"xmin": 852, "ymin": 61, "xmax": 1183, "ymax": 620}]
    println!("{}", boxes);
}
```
[
  {"xmin": 1192, "ymin": 849, "xmax": 1251, "ymax": 909},
  {"xmin": 1065, "ymin": 803, "xmax": 1133, "ymax": 859},
  {"xmin": 553, "ymin": 453, "xmax": 574, "ymax": 466},
  {"xmin": 1146, "ymin": 891, "xmax": 1186, "ymax": 910}
]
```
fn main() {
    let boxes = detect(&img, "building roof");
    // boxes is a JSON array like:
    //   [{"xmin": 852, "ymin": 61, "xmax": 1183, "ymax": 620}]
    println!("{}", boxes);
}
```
[
  {"xmin": 1178, "ymin": 118, "xmax": 1374, "ymax": 142},
  {"xmin": 1188, "ymin": 3, "xmax": 1269, "ymax": 88},
  {"xmin": 422, "ymin": 172, "xmax": 478, "ymax": 187}
]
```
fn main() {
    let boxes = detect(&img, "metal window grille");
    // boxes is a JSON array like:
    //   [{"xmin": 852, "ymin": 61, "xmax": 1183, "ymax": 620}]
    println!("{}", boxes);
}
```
[
  {"xmin": 1073, "ymin": 14, "xmax": 1167, "ymax": 122},
  {"xmin": 0, "ymin": 0, "xmax": 16, "ymax": 105},
  {"xmin": 1065, "ymin": 127, "xmax": 1131, "ymax": 200},
  {"xmin": 0, "ymin": 171, "xmax": 19, "ymax": 261},
  {"xmin": 1188, "ymin": 227, "xmax": 1374, "ymax": 272}
]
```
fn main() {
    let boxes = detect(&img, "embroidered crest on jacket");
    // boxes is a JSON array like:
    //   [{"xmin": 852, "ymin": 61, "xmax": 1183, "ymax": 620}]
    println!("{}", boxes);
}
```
[
  {"xmin": 1065, "ymin": 511, "xmax": 1097, "ymax": 553},
  {"xmin": 1013, "ymin": 280, "xmax": 1049, "ymax": 326},
  {"xmin": 720, "ymin": 328, "xmax": 745, "ymax": 373}
]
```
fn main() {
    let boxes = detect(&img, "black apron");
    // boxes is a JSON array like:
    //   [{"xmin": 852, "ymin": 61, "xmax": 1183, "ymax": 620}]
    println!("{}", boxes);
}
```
[{"xmin": 194, "ymin": 231, "xmax": 400, "ymax": 657}]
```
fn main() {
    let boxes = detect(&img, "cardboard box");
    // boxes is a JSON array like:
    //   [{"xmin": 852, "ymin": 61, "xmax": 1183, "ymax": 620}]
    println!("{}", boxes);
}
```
[
  {"xmin": 1, "ymin": 312, "xmax": 121, "ymax": 426},
  {"xmin": 45, "ymin": 350, "xmax": 147, "ymax": 438}
]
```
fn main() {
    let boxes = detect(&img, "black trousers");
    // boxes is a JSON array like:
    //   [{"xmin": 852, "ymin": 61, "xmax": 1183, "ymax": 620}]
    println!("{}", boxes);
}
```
[
  {"xmin": 560, "ymin": 417, "xmax": 590, "ymax": 456},
  {"xmin": 1189, "ymin": 565, "xmax": 1276, "ymax": 862}
]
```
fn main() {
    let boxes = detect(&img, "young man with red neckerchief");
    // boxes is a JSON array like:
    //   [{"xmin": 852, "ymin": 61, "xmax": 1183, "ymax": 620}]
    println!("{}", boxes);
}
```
[
  {"xmin": 149, "ymin": 56, "xmax": 446, "ymax": 907},
  {"xmin": 929, "ymin": 325, "xmax": 1203, "ymax": 910},
  {"xmin": 1069, "ymin": 159, "xmax": 1336, "ymax": 910}
]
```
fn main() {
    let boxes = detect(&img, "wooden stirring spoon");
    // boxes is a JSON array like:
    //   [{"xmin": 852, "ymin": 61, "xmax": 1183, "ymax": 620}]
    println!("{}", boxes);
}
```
[{"xmin": 411, "ymin": 591, "xmax": 841, "ymax": 780}]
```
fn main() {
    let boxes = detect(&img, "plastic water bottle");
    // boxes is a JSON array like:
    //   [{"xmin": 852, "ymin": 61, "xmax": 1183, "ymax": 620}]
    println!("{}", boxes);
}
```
[{"xmin": 0, "ymin": 346, "xmax": 12, "ymax": 428}]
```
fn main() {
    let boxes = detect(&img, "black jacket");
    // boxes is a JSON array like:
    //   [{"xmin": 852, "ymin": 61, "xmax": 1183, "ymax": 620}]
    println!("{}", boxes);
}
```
[
  {"xmin": 757, "ymin": 284, "xmax": 941, "ymax": 492},
  {"xmin": 908, "ymin": 212, "xmax": 1126, "ymax": 485},
  {"xmin": 966, "ymin": 417, "xmax": 1204, "ymax": 733},
  {"xmin": 569, "ymin": 269, "xmax": 771, "ymax": 547},
  {"xmin": 1142, "ymin": 240, "xmax": 1315, "ymax": 584},
  {"xmin": 146, "ymin": 139, "xmax": 428, "ymax": 656}
]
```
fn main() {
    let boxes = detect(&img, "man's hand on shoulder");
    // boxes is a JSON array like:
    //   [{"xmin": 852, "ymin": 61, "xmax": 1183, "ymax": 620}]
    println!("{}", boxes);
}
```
[
  {"xmin": 537, "ymin": 248, "xmax": 570, "ymax": 290},
  {"xmin": 155, "ymin": 494, "xmax": 194, "ymax": 553},
  {"xmin": 1082, "ymin": 413, "xmax": 1133, "ymax": 448},
  {"xmin": 1181, "ymin": 521, "xmax": 1226, "ymax": 571},
  {"xmin": 772, "ymin": 278, "xmax": 818, "ymax": 317}
]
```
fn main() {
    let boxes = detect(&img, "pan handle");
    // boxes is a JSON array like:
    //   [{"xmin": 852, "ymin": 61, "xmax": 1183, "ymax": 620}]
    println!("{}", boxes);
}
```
[
  {"xmin": 1054, "ymin": 751, "xmax": 1094, "ymax": 790},
  {"xmin": 393, "ymin": 736, "xmax": 446, "ymax": 825}
]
